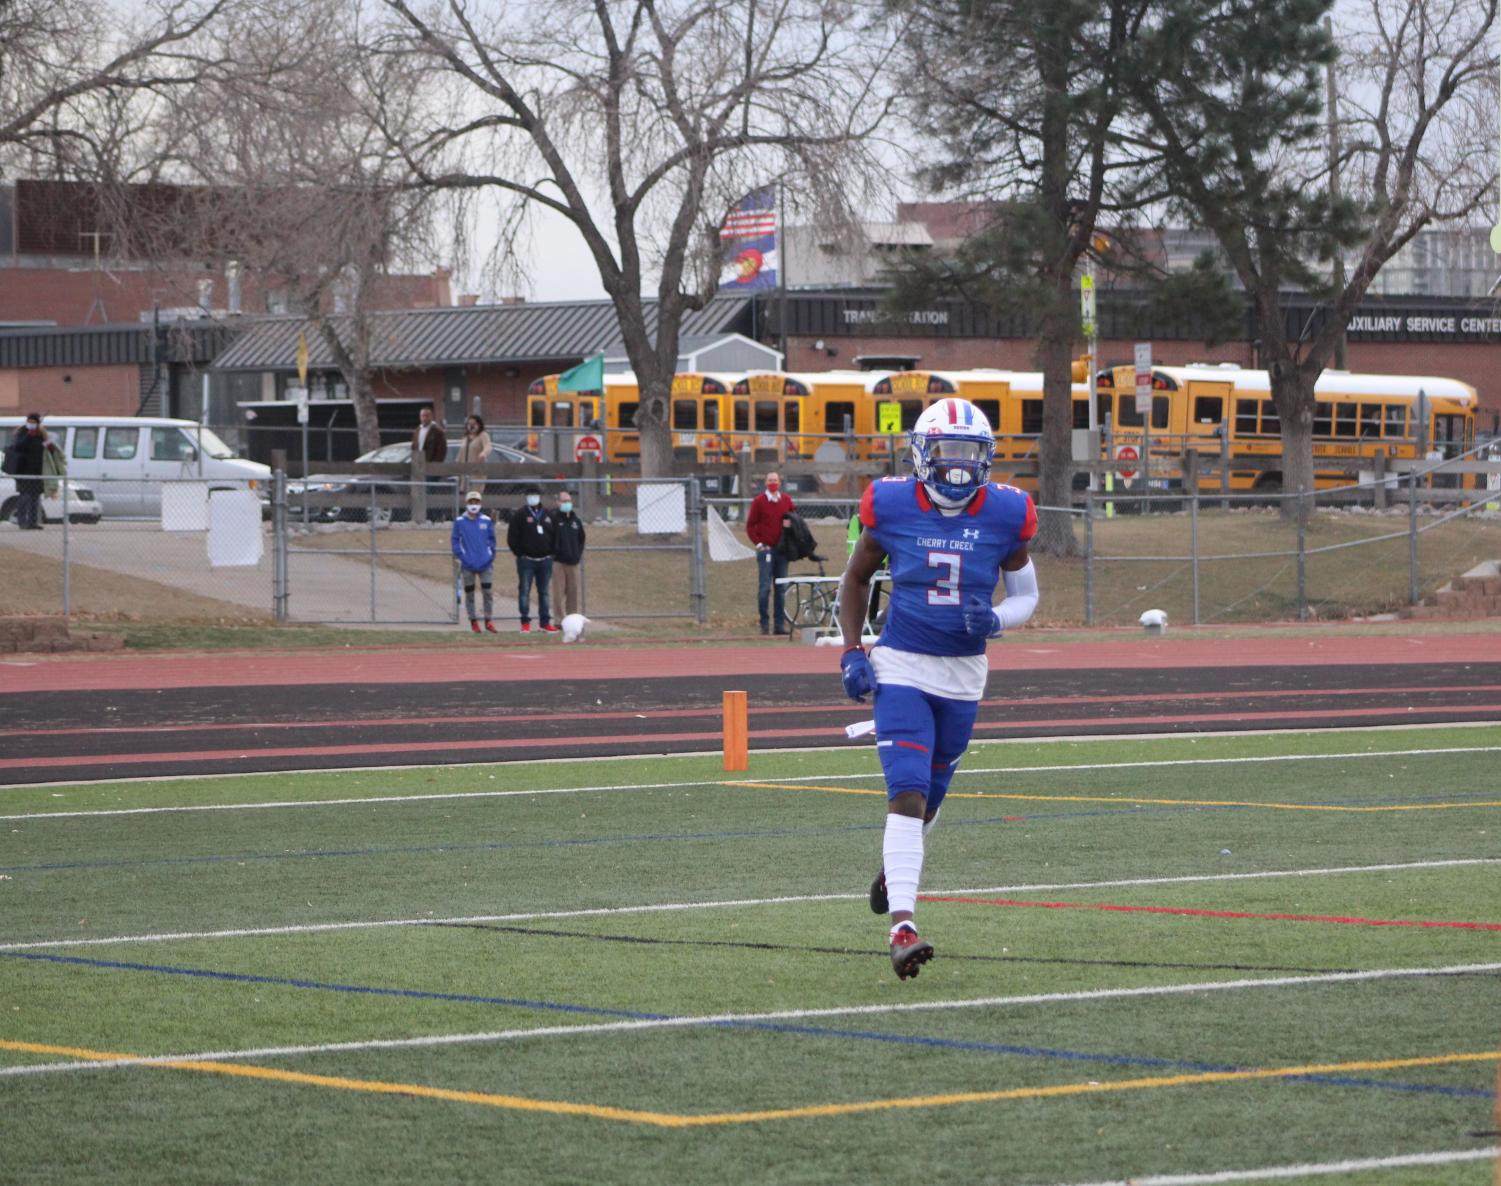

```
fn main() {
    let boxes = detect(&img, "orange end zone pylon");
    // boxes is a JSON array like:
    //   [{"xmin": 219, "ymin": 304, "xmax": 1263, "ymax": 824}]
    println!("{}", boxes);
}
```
[{"xmin": 722, "ymin": 690, "xmax": 748, "ymax": 772}]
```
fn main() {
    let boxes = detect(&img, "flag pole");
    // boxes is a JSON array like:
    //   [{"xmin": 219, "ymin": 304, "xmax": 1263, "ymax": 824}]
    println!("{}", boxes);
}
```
[{"xmin": 777, "ymin": 179, "xmax": 788, "ymax": 368}]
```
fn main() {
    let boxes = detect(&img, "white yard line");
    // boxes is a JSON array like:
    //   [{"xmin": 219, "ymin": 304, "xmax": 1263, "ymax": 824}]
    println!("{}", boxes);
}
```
[
  {"xmin": 4, "ymin": 743, "xmax": 1500, "ymax": 823},
  {"xmin": 2, "ymin": 857, "xmax": 1495, "ymax": 953},
  {"xmin": 3, "ymin": 960, "xmax": 1497, "ymax": 1078},
  {"xmin": 1028, "ymin": 1146, "xmax": 1500, "ymax": 1186}
]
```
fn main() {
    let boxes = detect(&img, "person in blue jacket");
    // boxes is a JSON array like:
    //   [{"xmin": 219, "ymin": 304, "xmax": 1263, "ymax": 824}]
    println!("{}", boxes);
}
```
[
  {"xmin": 451, "ymin": 489, "xmax": 498, "ymax": 633},
  {"xmin": 838, "ymin": 398, "xmax": 1040, "ymax": 980}
]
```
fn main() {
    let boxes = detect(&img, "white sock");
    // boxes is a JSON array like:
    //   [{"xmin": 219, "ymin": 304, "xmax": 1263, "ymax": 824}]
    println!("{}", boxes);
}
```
[{"xmin": 882, "ymin": 814, "xmax": 924, "ymax": 917}]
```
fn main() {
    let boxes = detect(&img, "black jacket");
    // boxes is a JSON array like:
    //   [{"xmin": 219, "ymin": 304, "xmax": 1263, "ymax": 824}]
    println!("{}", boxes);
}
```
[
  {"xmin": 553, "ymin": 511, "xmax": 586, "ymax": 564},
  {"xmin": 776, "ymin": 511, "xmax": 824, "ymax": 563},
  {"xmin": 507, "ymin": 505, "xmax": 556, "ymax": 559},
  {"xmin": 7, "ymin": 428, "xmax": 47, "ymax": 476}
]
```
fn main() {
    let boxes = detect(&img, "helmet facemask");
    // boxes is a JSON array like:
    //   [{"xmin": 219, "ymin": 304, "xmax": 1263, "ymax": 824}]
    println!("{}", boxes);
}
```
[{"xmin": 910, "ymin": 400, "xmax": 994, "ymax": 504}]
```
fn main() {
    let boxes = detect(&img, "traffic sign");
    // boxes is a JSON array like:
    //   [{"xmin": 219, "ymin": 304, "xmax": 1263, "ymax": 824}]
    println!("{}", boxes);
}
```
[
  {"xmin": 1134, "ymin": 342, "xmax": 1152, "ymax": 415},
  {"xmin": 1116, "ymin": 443, "xmax": 1139, "ymax": 483},
  {"xmin": 574, "ymin": 433, "xmax": 603, "ymax": 461}
]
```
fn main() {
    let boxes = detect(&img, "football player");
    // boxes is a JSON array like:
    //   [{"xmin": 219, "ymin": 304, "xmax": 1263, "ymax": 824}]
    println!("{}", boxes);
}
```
[{"xmin": 838, "ymin": 398, "xmax": 1039, "ymax": 979}]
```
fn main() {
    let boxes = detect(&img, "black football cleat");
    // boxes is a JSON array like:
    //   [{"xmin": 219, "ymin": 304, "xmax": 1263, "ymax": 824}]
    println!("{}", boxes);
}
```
[
  {"xmin": 890, "ymin": 925, "xmax": 934, "ymax": 980},
  {"xmin": 869, "ymin": 869, "xmax": 888, "ymax": 914}
]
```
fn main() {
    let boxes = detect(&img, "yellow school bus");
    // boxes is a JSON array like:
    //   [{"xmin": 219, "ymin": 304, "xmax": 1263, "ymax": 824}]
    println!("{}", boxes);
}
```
[
  {"xmin": 1097, "ymin": 364, "xmax": 1478, "ymax": 491},
  {"xmin": 525, "ymin": 374, "xmax": 609, "ymax": 460},
  {"xmin": 727, "ymin": 373, "xmax": 810, "ymax": 462}
]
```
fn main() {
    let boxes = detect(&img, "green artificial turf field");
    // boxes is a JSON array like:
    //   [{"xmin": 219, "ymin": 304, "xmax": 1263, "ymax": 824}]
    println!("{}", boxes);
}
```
[{"xmin": 2, "ymin": 726, "xmax": 1498, "ymax": 1185}]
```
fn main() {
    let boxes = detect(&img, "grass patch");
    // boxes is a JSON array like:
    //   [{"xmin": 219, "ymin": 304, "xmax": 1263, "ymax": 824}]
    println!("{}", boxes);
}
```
[{"xmin": 2, "ymin": 726, "xmax": 1497, "ymax": 1183}]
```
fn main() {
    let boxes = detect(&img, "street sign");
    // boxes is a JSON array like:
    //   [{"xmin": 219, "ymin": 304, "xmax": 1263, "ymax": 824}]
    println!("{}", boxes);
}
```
[
  {"xmin": 574, "ymin": 433, "xmax": 603, "ymax": 461},
  {"xmin": 1079, "ymin": 274, "xmax": 1096, "ymax": 340},
  {"xmin": 877, "ymin": 402, "xmax": 902, "ymax": 435},
  {"xmin": 1134, "ymin": 342, "xmax": 1152, "ymax": 415},
  {"xmin": 1116, "ymin": 443, "xmax": 1139, "ymax": 484}
]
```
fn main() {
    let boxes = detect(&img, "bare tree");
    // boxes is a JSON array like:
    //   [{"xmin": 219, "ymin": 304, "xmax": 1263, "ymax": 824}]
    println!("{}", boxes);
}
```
[
  {"xmin": 101, "ymin": 0, "xmax": 448, "ymax": 453},
  {"xmin": 373, "ymin": 0, "xmax": 895, "ymax": 476},
  {"xmin": 0, "ymin": 0, "xmax": 238, "ymax": 176},
  {"xmin": 1127, "ymin": 0, "xmax": 1497, "ymax": 506}
]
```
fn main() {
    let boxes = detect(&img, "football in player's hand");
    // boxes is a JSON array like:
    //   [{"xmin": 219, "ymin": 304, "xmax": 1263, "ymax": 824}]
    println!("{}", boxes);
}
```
[{"xmin": 963, "ymin": 594, "xmax": 1000, "ymax": 638}]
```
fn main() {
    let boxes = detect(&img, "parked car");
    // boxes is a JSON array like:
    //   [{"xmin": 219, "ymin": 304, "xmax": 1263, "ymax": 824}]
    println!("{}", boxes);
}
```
[
  {"xmin": 0, "ymin": 476, "xmax": 104, "ymax": 525},
  {"xmin": 288, "ymin": 440, "xmax": 543, "ymax": 523},
  {"xmin": 0, "ymin": 416, "xmax": 270, "ymax": 518}
]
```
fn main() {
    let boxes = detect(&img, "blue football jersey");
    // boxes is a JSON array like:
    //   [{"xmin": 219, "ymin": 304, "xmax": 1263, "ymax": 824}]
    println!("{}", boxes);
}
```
[{"xmin": 860, "ymin": 477, "xmax": 1037, "ymax": 657}]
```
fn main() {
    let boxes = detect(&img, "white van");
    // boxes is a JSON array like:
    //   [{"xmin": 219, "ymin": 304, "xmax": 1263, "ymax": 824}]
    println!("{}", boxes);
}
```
[{"xmin": 0, "ymin": 417, "xmax": 270, "ymax": 517}]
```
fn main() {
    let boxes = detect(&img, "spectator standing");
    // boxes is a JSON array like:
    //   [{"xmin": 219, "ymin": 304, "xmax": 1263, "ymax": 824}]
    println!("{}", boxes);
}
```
[
  {"xmin": 552, "ymin": 488, "xmax": 586, "ymax": 617},
  {"xmin": 451, "ymin": 489, "xmax": 498, "ymax": 633},
  {"xmin": 457, "ymin": 414, "xmax": 492, "ymax": 500},
  {"xmin": 507, "ymin": 483, "xmax": 559, "ymax": 633},
  {"xmin": 7, "ymin": 413, "xmax": 57, "ymax": 530},
  {"xmin": 412, "ymin": 405, "xmax": 448, "ymax": 463},
  {"xmin": 745, "ymin": 470, "xmax": 795, "ymax": 635}
]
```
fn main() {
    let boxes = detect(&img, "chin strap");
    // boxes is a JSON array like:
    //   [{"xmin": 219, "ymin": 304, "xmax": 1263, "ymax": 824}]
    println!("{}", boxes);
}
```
[{"xmin": 993, "ymin": 559, "xmax": 1039, "ymax": 631}]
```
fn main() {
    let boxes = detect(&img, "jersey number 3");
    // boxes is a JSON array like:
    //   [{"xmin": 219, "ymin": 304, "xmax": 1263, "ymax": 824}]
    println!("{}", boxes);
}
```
[{"xmin": 926, "ymin": 551, "xmax": 962, "ymax": 605}]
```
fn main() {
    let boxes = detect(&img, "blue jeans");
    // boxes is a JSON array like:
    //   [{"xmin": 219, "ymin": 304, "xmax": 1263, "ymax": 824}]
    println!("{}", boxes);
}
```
[
  {"xmin": 516, "ymin": 555, "xmax": 553, "ymax": 626},
  {"xmin": 757, "ymin": 548, "xmax": 788, "ymax": 631}
]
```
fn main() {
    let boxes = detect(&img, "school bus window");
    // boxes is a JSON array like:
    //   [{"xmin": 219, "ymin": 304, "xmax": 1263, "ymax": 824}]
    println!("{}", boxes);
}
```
[
  {"xmin": 529, "ymin": 401, "xmax": 546, "ymax": 427},
  {"xmin": 733, "ymin": 400, "xmax": 750, "ymax": 432},
  {"xmin": 1234, "ymin": 399, "xmax": 1258, "ymax": 435},
  {"xmin": 784, "ymin": 400, "xmax": 800, "ymax": 433},
  {"xmin": 1152, "ymin": 396, "xmax": 1170, "ymax": 429},
  {"xmin": 704, "ymin": 401, "xmax": 721, "ymax": 430},
  {"xmin": 1072, "ymin": 400, "xmax": 1090, "ymax": 430},
  {"xmin": 827, "ymin": 401, "xmax": 855, "ymax": 435},
  {"xmin": 1358, "ymin": 405, "xmax": 1380, "ymax": 438},
  {"xmin": 1021, "ymin": 399, "xmax": 1043, "ymax": 435},
  {"xmin": 1334, "ymin": 403, "xmax": 1357, "ymax": 438},
  {"xmin": 616, "ymin": 401, "xmax": 639, "ymax": 430},
  {"xmin": 1384, "ymin": 405, "xmax": 1406, "ymax": 437},
  {"xmin": 1260, "ymin": 401, "xmax": 1279, "ymax": 432},
  {"xmin": 900, "ymin": 400, "xmax": 924, "ymax": 431},
  {"xmin": 1195, "ymin": 396, "xmax": 1225, "ymax": 425},
  {"xmin": 672, "ymin": 399, "xmax": 697, "ymax": 430},
  {"xmin": 1313, "ymin": 402, "xmax": 1332, "ymax": 435},
  {"xmin": 1117, "ymin": 396, "xmax": 1143, "ymax": 428},
  {"xmin": 1096, "ymin": 393, "xmax": 1112, "ymax": 426},
  {"xmin": 552, "ymin": 401, "xmax": 576, "ymax": 428},
  {"xmin": 579, "ymin": 399, "xmax": 597, "ymax": 426},
  {"xmin": 754, "ymin": 400, "xmax": 778, "ymax": 432},
  {"xmin": 974, "ymin": 399, "xmax": 1001, "ymax": 430}
]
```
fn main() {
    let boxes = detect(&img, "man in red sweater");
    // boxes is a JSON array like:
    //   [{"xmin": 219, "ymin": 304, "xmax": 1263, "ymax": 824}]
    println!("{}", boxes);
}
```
[{"xmin": 745, "ymin": 470, "xmax": 795, "ymax": 635}]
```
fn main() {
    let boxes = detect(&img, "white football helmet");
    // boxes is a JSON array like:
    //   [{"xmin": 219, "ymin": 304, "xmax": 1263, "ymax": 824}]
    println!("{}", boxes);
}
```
[{"xmin": 911, "ymin": 398, "xmax": 994, "ymax": 504}]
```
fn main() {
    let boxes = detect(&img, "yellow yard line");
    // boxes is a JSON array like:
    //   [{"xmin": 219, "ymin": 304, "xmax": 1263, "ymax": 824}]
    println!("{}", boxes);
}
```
[
  {"xmin": 727, "ymin": 781, "xmax": 1501, "ymax": 813},
  {"xmin": 3, "ymin": 1038, "xmax": 1493, "ymax": 1128}
]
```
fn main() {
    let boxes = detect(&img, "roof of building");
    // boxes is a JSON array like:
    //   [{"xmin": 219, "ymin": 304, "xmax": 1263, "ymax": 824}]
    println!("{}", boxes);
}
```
[
  {"xmin": 210, "ymin": 297, "xmax": 753, "ymax": 372},
  {"xmin": 0, "ymin": 319, "xmax": 236, "ymax": 368}
]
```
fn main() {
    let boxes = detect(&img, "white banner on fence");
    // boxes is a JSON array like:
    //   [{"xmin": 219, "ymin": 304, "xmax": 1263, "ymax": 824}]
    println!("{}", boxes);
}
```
[
  {"xmin": 637, "ymin": 483, "xmax": 686, "ymax": 535},
  {"xmin": 161, "ymin": 482, "xmax": 209, "ymax": 532},
  {"xmin": 706, "ymin": 503, "xmax": 755, "ymax": 561},
  {"xmin": 207, "ymin": 489, "xmax": 264, "ymax": 567}
]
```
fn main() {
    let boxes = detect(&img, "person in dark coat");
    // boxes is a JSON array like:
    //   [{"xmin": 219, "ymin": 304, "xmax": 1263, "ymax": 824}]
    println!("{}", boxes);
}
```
[
  {"xmin": 8, "ymin": 413, "xmax": 55, "ymax": 530},
  {"xmin": 507, "ymin": 483, "xmax": 558, "ymax": 632},
  {"xmin": 552, "ymin": 488, "xmax": 587, "ymax": 617}
]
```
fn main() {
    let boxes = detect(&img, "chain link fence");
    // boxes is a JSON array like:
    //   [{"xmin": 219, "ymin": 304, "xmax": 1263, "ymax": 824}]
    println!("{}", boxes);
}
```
[{"xmin": 6, "ymin": 462, "xmax": 1501, "ymax": 633}]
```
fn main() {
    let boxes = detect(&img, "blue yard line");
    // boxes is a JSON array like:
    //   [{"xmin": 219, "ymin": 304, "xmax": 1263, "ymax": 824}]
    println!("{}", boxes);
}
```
[
  {"xmin": 0, "ymin": 806, "xmax": 1169, "ymax": 877},
  {"xmin": 2, "ymin": 951, "xmax": 1488, "ymax": 1100}
]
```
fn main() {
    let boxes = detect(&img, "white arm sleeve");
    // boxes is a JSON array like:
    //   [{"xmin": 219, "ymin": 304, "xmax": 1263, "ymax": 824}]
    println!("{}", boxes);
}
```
[{"xmin": 992, "ymin": 559, "xmax": 1039, "ymax": 632}]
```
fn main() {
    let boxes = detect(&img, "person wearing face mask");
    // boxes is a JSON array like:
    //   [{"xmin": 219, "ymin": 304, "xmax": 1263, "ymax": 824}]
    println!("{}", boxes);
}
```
[
  {"xmin": 507, "ymin": 483, "xmax": 559, "ymax": 633},
  {"xmin": 6, "ymin": 413, "xmax": 57, "ymax": 530},
  {"xmin": 451, "ymin": 490, "xmax": 498, "ymax": 633},
  {"xmin": 745, "ymin": 470, "xmax": 795, "ymax": 635},
  {"xmin": 552, "ymin": 488, "xmax": 586, "ymax": 618}
]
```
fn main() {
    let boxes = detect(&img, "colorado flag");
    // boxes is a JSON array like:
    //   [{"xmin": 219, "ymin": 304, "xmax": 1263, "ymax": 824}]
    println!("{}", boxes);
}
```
[{"xmin": 719, "ymin": 187, "xmax": 778, "ymax": 291}]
